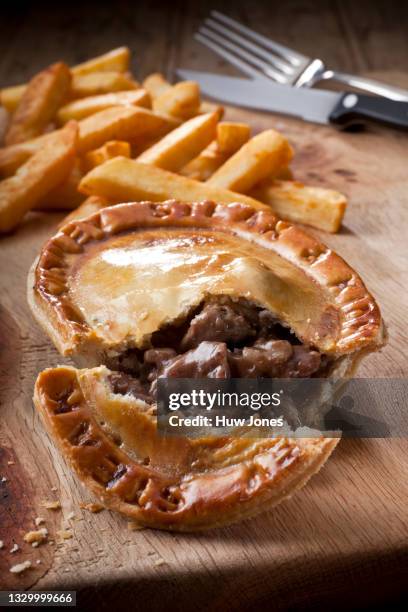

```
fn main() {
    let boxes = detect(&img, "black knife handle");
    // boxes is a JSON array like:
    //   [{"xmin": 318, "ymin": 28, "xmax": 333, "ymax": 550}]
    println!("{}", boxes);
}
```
[{"xmin": 329, "ymin": 92, "xmax": 408, "ymax": 130}]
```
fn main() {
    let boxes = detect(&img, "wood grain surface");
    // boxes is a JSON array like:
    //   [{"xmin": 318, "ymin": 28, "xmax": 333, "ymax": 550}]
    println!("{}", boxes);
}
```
[{"xmin": 0, "ymin": 2, "xmax": 407, "ymax": 610}]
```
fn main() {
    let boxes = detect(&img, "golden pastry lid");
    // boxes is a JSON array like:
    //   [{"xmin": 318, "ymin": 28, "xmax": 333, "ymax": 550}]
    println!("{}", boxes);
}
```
[{"xmin": 28, "ymin": 200, "xmax": 384, "ymax": 361}]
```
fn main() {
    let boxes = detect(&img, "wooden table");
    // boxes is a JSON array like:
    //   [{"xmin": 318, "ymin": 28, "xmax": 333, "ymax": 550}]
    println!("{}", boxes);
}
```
[{"xmin": 1, "ymin": 2, "xmax": 407, "ymax": 610}]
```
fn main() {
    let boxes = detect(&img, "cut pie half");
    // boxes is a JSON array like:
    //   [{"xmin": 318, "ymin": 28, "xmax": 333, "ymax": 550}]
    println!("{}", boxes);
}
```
[
  {"xmin": 34, "ymin": 364, "xmax": 339, "ymax": 530},
  {"xmin": 29, "ymin": 199, "xmax": 385, "ymax": 529}
]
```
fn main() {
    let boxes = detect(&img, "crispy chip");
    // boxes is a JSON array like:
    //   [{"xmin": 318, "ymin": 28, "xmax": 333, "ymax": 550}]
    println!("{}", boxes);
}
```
[
  {"xmin": 5, "ymin": 62, "xmax": 71, "ymax": 145},
  {"xmin": 57, "ymin": 89, "xmax": 151, "ymax": 124},
  {"xmin": 137, "ymin": 111, "xmax": 219, "ymax": 171},
  {"xmin": 153, "ymin": 81, "xmax": 200, "ymax": 120},
  {"xmin": 207, "ymin": 129, "xmax": 294, "ymax": 193},
  {"xmin": 79, "ymin": 156, "xmax": 265, "ymax": 210},
  {"xmin": 69, "ymin": 71, "xmax": 138, "ymax": 99},
  {"xmin": 0, "ymin": 122, "xmax": 77, "ymax": 232}
]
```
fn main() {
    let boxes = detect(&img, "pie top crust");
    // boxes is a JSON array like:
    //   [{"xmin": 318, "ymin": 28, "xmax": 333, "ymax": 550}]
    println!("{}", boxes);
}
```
[{"xmin": 28, "ymin": 199, "xmax": 384, "ymax": 365}]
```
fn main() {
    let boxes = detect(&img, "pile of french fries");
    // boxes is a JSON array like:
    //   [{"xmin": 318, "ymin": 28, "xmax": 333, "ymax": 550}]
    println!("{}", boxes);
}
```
[{"xmin": 0, "ymin": 46, "xmax": 347, "ymax": 234}]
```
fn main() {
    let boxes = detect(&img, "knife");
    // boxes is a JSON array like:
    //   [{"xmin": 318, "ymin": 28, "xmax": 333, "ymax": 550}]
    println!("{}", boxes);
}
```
[{"xmin": 177, "ymin": 69, "xmax": 408, "ymax": 130}]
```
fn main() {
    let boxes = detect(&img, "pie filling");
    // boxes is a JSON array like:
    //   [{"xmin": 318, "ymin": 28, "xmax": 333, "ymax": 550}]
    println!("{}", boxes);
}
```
[{"xmin": 106, "ymin": 296, "xmax": 332, "ymax": 403}]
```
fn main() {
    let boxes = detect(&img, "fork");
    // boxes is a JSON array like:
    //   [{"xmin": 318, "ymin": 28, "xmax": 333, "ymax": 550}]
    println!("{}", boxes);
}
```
[{"xmin": 196, "ymin": 11, "xmax": 408, "ymax": 102}]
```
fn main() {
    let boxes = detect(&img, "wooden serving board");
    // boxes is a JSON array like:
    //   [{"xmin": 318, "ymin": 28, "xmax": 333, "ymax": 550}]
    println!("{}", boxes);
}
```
[{"xmin": 1, "ymin": 106, "xmax": 407, "ymax": 610}]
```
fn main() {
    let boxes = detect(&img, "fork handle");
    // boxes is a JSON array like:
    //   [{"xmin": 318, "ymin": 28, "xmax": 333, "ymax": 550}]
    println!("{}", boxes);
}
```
[
  {"xmin": 322, "ymin": 70, "xmax": 408, "ymax": 102},
  {"xmin": 329, "ymin": 93, "xmax": 408, "ymax": 131}
]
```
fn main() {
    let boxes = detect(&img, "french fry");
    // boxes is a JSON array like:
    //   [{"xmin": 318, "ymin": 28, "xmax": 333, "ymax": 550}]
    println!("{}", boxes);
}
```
[
  {"xmin": 180, "ymin": 141, "xmax": 226, "ymax": 181},
  {"xmin": 143, "ymin": 73, "xmax": 223, "ymax": 118},
  {"xmin": 153, "ymin": 81, "xmax": 200, "ymax": 120},
  {"xmin": 84, "ymin": 140, "xmax": 131, "ymax": 171},
  {"xmin": 79, "ymin": 156, "xmax": 266, "ymax": 210},
  {"xmin": 5, "ymin": 63, "xmax": 71, "ymax": 145},
  {"xmin": 0, "ymin": 138, "xmax": 43, "ymax": 177},
  {"xmin": 207, "ymin": 129, "xmax": 294, "ymax": 193},
  {"xmin": 71, "ymin": 47, "xmax": 130, "ymax": 76},
  {"xmin": 69, "ymin": 72, "xmax": 139, "ymax": 99},
  {"xmin": 76, "ymin": 106, "xmax": 179, "ymax": 154},
  {"xmin": 216, "ymin": 122, "xmax": 251, "ymax": 154},
  {"xmin": 0, "ymin": 122, "xmax": 77, "ymax": 232},
  {"xmin": 58, "ymin": 195, "xmax": 109, "ymax": 227},
  {"xmin": 35, "ymin": 158, "xmax": 84, "ymax": 210},
  {"xmin": 0, "ymin": 106, "xmax": 180, "ymax": 177},
  {"xmin": 181, "ymin": 123, "xmax": 250, "ymax": 181},
  {"xmin": 251, "ymin": 179, "xmax": 347, "ymax": 233},
  {"xmin": 142, "ymin": 73, "xmax": 170, "ymax": 99},
  {"xmin": 1, "ymin": 47, "xmax": 130, "ymax": 112},
  {"xmin": 137, "ymin": 111, "xmax": 218, "ymax": 172},
  {"xmin": 57, "ymin": 89, "xmax": 151, "ymax": 124}
]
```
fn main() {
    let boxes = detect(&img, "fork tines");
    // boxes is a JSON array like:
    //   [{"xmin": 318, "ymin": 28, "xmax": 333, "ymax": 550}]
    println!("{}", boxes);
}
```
[{"xmin": 196, "ymin": 10, "xmax": 309, "ymax": 84}]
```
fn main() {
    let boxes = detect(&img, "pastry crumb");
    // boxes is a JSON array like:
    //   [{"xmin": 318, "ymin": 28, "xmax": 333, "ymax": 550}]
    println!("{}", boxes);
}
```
[
  {"xmin": 0, "ymin": 540, "xmax": 3, "ymax": 549},
  {"xmin": 79, "ymin": 502, "xmax": 104, "ymax": 513},
  {"xmin": 153, "ymin": 558, "xmax": 166, "ymax": 567},
  {"xmin": 7, "ymin": 461, "xmax": 15, "ymax": 466},
  {"xmin": 9, "ymin": 560, "xmax": 32, "ymax": 574},
  {"xmin": 127, "ymin": 521, "xmax": 144, "ymax": 531},
  {"xmin": 51, "ymin": 487, "xmax": 58, "ymax": 492},
  {"xmin": 1, "ymin": 476, "xmax": 8, "ymax": 483},
  {"xmin": 56, "ymin": 529, "xmax": 73, "ymax": 541},
  {"xmin": 10, "ymin": 544, "xmax": 19, "ymax": 553},
  {"xmin": 66, "ymin": 511, "xmax": 75, "ymax": 520},
  {"xmin": 35, "ymin": 517, "xmax": 45, "ymax": 526},
  {"xmin": 23, "ymin": 528, "xmax": 48, "ymax": 546},
  {"xmin": 36, "ymin": 560, "xmax": 42, "ymax": 565},
  {"xmin": 42, "ymin": 500, "xmax": 61, "ymax": 510}
]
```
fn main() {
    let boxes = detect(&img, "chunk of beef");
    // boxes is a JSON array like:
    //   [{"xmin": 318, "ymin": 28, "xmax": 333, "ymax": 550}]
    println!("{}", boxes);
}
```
[
  {"xmin": 144, "ymin": 348, "xmax": 178, "ymax": 382},
  {"xmin": 228, "ymin": 340, "xmax": 293, "ymax": 377},
  {"xmin": 181, "ymin": 301, "xmax": 256, "ymax": 350},
  {"xmin": 160, "ymin": 341, "xmax": 230, "ymax": 378},
  {"xmin": 108, "ymin": 372, "xmax": 152, "ymax": 403},
  {"xmin": 281, "ymin": 345, "xmax": 322, "ymax": 377},
  {"xmin": 144, "ymin": 348, "xmax": 177, "ymax": 367}
]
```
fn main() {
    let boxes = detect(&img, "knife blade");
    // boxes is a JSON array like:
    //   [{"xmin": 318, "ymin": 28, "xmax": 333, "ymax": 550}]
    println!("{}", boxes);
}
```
[{"xmin": 177, "ymin": 69, "xmax": 408, "ymax": 130}]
